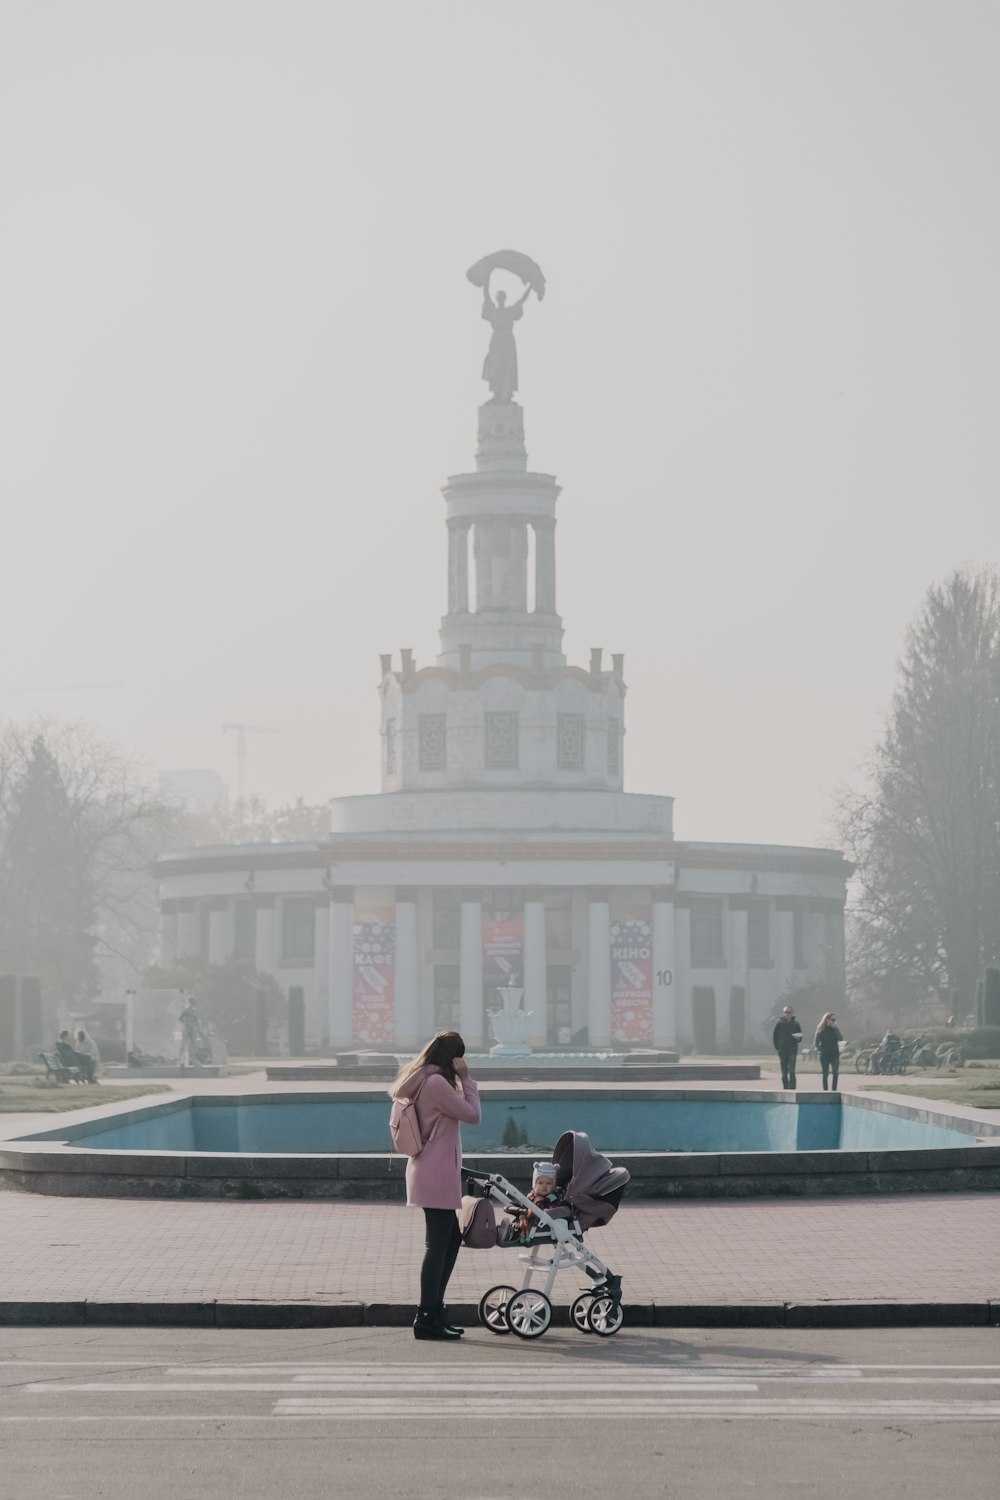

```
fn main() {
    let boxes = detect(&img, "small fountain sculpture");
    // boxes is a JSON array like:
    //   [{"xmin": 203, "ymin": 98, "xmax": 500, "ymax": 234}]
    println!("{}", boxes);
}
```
[{"xmin": 487, "ymin": 978, "xmax": 533, "ymax": 1057}]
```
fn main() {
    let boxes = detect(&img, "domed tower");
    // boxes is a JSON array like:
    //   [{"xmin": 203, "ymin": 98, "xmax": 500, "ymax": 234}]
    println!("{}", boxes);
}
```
[{"xmin": 378, "ymin": 382, "xmax": 625, "ymax": 796}]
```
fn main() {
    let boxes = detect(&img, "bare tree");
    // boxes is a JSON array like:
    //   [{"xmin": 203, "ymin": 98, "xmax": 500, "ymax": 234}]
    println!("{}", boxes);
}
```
[
  {"xmin": 838, "ymin": 568, "xmax": 1000, "ymax": 1014},
  {"xmin": 0, "ymin": 719, "xmax": 168, "ymax": 1005},
  {"xmin": 168, "ymin": 795, "xmax": 329, "ymax": 847}
]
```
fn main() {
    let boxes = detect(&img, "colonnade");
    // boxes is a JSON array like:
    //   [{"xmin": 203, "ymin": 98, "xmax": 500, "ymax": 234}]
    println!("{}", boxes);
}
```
[
  {"xmin": 446, "ymin": 516, "xmax": 557, "ymax": 615},
  {"xmin": 160, "ymin": 885, "xmax": 835, "ymax": 1054}
]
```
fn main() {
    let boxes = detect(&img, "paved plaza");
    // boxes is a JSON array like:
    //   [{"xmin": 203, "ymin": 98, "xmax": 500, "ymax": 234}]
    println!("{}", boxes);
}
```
[
  {"xmin": 1, "ymin": 1069, "xmax": 998, "ymax": 1322},
  {"xmin": 0, "ymin": 1184, "xmax": 997, "ymax": 1318}
]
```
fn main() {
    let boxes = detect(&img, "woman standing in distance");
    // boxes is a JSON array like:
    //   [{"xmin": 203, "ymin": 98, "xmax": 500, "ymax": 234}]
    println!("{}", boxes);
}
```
[
  {"xmin": 389, "ymin": 1031, "xmax": 480, "ymax": 1341},
  {"xmin": 814, "ymin": 1012, "xmax": 844, "ymax": 1092}
]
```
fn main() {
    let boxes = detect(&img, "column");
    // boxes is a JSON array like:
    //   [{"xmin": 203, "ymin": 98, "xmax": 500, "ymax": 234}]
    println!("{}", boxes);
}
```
[
  {"xmin": 416, "ymin": 887, "xmax": 435, "ymax": 1039},
  {"xmin": 394, "ymin": 888, "xmax": 419, "ymax": 1050},
  {"xmin": 160, "ymin": 909, "xmax": 178, "ymax": 966},
  {"xmin": 254, "ymin": 898, "xmax": 277, "ymax": 976},
  {"xmin": 728, "ymin": 903, "xmax": 749, "ymax": 1050},
  {"xmin": 776, "ymin": 905, "xmax": 796, "ymax": 995},
  {"xmin": 533, "ymin": 517, "xmax": 556, "ymax": 613},
  {"xmin": 674, "ymin": 901, "xmax": 692, "ymax": 1046},
  {"xmin": 328, "ymin": 892, "xmax": 354, "ymax": 1048},
  {"xmin": 587, "ymin": 891, "xmax": 612, "ymax": 1048},
  {"xmin": 447, "ymin": 520, "xmax": 470, "ymax": 613},
  {"xmin": 459, "ymin": 896, "xmax": 484, "ymax": 1047},
  {"xmin": 523, "ymin": 895, "xmax": 548, "ymax": 1047},
  {"xmin": 473, "ymin": 524, "xmax": 491, "ymax": 611},
  {"xmin": 651, "ymin": 890, "xmax": 676, "ymax": 1049},
  {"xmin": 312, "ymin": 902, "xmax": 330, "ymax": 1045},
  {"xmin": 175, "ymin": 901, "xmax": 199, "ymax": 959},
  {"xmin": 208, "ymin": 902, "xmax": 231, "ymax": 965}
]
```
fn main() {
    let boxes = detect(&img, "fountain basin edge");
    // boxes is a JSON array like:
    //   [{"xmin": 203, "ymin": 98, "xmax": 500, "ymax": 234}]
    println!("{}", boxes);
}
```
[{"xmin": 2, "ymin": 1089, "xmax": 999, "ymax": 1201}]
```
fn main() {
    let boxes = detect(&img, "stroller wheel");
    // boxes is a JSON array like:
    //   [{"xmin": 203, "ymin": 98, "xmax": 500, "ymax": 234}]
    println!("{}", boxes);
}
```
[
  {"xmin": 505, "ymin": 1289, "xmax": 553, "ymax": 1340},
  {"xmin": 571, "ymin": 1293, "xmax": 595, "ymax": 1333},
  {"xmin": 478, "ymin": 1284, "xmax": 517, "ymax": 1334},
  {"xmin": 586, "ymin": 1295, "xmax": 624, "ymax": 1337}
]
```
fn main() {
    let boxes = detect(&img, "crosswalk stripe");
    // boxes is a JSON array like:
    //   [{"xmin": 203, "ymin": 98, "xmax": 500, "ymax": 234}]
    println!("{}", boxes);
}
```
[
  {"xmin": 4, "ymin": 1409, "xmax": 1000, "ymax": 1425},
  {"xmin": 24, "ymin": 1380, "xmax": 759, "ymax": 1394},
  {"xmin": 272, "ymin": 1399, "xmax": 1000, "ymax": 1421}
]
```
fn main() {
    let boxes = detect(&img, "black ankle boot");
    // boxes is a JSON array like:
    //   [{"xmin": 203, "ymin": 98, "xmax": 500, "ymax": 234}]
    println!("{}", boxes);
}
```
[
  {"xmin": 436, "ymin": 1304, "xmax": 464, "ymax": 1336},
  {"xmin": 413, "ymin": 1308, "xmax": 461, "ymax": 1341}
]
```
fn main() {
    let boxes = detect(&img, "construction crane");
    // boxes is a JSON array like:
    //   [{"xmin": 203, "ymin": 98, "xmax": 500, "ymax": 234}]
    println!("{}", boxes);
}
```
[{"xmin": 222, "ymin": 723, "xmax": 279, "ymax": 805}]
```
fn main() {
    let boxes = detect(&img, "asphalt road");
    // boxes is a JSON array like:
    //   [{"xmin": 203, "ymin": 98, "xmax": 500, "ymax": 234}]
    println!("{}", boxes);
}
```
[{"xmin": 1, "ymin": 1326, "xmax": 999, "ymax": 1499}]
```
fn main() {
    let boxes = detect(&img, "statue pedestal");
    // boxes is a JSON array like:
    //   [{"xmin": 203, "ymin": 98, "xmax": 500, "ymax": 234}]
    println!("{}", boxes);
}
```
[{"xmin": 488, "ymin": 986, "xmax": 533, "ymax": 1057}]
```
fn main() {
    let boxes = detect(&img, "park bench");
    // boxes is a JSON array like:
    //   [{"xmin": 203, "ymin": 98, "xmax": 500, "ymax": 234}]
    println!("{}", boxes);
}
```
[{"xmin": 35, "ymin": 1050, "xmax": 87, "ymax": 1085}]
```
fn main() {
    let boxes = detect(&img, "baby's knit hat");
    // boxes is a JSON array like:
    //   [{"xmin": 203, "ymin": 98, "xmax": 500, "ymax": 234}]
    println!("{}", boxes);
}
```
[{"xmin": 532, "ymin": 1161, "xmax": 558, "ymax": 1185}]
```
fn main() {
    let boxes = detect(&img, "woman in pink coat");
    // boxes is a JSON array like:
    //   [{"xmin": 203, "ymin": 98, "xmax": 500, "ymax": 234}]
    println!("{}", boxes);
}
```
[{"xmin": 389, "ymin": 1030, "xmax": 480, "ymax": 1341}]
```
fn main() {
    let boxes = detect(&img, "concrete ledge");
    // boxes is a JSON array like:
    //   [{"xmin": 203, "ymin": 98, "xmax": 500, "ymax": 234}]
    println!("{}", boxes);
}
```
[
  {"xmin": 214, "ymin": 1302, "xmax": 365, "ymax": 1329},
  {"xmin": 5, "ymin": 1150, "xmax": 1000, "ymax": 1199},
  {"xmin": 266, "ymin": 1063, "xmax": 760, "ymax": 1083},
  {"xmin": 0, "ymin": 1300, "xmax": 994, "ymax": 1329},
  {"xmin": 84, "ymin": 1301, "xmax": 216, "ymax": 1327}
]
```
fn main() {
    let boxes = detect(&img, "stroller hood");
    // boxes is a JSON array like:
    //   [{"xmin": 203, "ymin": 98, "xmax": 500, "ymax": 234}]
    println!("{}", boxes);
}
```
[{"xmin": 552, "ymin": 1130, "xmax": 630, "ymax": 1230}]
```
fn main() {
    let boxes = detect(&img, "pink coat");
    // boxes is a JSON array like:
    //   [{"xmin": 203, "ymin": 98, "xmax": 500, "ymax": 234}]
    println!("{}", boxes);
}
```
[{"xmin": 395, "ymin": 1065, "xmax": 481, "ymax": 1210}]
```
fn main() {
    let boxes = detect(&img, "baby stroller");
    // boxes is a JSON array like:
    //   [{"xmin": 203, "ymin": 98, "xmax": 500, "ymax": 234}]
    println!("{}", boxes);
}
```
[{"xmin": 462, "ymin": 1130, "xmax": 629, "ymax": 1340}]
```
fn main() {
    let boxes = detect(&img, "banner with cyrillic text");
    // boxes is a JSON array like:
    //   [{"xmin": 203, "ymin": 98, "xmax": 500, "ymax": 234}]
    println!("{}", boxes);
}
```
[
  {"xmin": 352, "ymin": 907, "xmax": 395, "ymax": 1043},
  {"xmin": 610, "ymin": 908, "xmax": 653, "ymax": 1043}
]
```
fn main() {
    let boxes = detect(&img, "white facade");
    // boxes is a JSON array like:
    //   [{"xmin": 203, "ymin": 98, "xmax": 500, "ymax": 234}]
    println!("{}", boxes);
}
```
[{"xmin": 158, "ymin": 376, "xmax": 850, "ymax": 1053}]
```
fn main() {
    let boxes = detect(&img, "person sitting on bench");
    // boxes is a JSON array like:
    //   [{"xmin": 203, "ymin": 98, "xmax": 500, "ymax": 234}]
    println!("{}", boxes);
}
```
[{"xmin": 55, "ymin": 1030, "xmax": 96, "ymax": 1084}]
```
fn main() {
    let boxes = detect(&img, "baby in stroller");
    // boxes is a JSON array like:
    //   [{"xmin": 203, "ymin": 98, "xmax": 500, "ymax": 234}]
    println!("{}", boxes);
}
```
[
  {"xmin": 507, "ymin": 1160, "xmax": 567, "ymax": 1243},
  {"xmin": 463, "ymin": 1130, "xmax": 629, "ymax": 1339}
]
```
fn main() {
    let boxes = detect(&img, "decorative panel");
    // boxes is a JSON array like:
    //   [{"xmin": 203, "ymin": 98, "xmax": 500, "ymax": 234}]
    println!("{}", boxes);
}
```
[
  {"xmin": 419, "ymin": 713, "xmax": 447, "ymax": 771},
  {"xmin": 557, "ymin": 713, "xmax": 585, "ymax": 770},
  {"xmin": 484, "ymin": 711, "xmax": 518, "ymax": 769}
]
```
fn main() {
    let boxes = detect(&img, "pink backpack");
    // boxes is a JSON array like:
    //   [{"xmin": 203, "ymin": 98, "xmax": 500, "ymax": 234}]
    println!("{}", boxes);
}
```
[{"xmin": 389, "ymin": 1076, "xmax": 429, "ymax": 1157}]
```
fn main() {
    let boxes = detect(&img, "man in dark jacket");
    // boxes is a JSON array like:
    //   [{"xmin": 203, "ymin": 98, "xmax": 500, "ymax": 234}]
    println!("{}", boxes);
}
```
[{"xmin": 772, "ymin": 1006, "xmax": 803, "ymax": 1089}]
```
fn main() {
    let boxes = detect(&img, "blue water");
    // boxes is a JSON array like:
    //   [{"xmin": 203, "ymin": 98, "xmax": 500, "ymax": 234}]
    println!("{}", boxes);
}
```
[{"xmin": 19, "ymin": 1094, "xmax": 976, "ymax": 1155}]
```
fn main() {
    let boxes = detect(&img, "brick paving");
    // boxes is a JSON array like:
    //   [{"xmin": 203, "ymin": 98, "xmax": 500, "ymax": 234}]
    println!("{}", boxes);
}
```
[
  {"xmin": 0, "ymin": 1189, "xmax": 996, "ymax": 1307},
  {"xmin": 1, "ymin": 1067, "xmax": 998, "ymax": 1310}
]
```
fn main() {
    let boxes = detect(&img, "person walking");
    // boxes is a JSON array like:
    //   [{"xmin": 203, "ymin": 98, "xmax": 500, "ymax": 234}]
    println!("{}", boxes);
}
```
[
  {"xmin": 178, "ymin": 997, "xmax": 205, "ymax": 1067},
  {"xmin": 772, "ymin": 1005, "xmax": 803, "ymax": 1090},
  {"xmin": 388, "ymin": 1030, "xmax": 480, "ymax": 1342},
  {"xmin": 814, "ymin": 1012, "xmax": 844, "ymax": 1091}
]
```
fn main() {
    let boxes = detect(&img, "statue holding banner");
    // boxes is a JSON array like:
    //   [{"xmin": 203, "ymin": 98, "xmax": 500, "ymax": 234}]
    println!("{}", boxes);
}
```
[{"xmin": 467, "ymin": 250, "xmax": 546, "ymax": 404}]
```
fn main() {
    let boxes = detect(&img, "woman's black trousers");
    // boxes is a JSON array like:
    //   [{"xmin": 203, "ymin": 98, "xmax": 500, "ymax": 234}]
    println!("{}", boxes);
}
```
[{"xmin": 420, "ymin": 1208, "xmax": 461, "ymax": 1311}]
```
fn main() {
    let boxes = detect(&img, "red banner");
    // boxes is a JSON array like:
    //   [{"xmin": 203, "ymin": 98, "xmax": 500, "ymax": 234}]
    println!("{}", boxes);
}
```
[
  {"xmin": 482, "ymin": 917, "xmax": 523, "ymax": 994},
  {"xmin": 610, "ymin": 910, "xmax": 653, "ymax": 1043},
  {"xmin": 352, "ymin": 907, "xmax": 395, "ymax": 1044}
]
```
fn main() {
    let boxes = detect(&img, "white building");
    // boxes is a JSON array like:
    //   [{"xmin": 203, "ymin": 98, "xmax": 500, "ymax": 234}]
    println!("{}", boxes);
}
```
[{"xmin": 157, "ymin": 359, "xmax": 849, "ymax": 1053}]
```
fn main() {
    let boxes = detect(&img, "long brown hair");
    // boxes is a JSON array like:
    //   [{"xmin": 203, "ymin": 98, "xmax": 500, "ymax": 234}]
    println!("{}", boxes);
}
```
[
  {"xmin": 817, "ymin": 1012, "xmax": 836, "ymax": 1030},
  {"xmin": 389, "ymin": 1030, "xmax": 466, "ymax": 1097}
]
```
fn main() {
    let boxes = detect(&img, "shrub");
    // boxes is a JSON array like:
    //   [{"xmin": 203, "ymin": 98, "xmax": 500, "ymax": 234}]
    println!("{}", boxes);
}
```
[{"xmin": 984, "ymin": 970, "xmax": 1000, "ymax": 1029}]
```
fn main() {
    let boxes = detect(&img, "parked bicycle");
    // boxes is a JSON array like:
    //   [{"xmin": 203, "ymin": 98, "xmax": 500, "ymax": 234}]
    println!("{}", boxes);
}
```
[{"xmin": 855, "ymin": 1032, "xmax": 941, "ymax": 1075}]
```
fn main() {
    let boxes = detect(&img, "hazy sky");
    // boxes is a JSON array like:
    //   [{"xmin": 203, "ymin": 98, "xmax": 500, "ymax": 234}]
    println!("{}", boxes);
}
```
[{"xmin": 2, "ymin": 1, "xmax": 997, "ymax": 847}]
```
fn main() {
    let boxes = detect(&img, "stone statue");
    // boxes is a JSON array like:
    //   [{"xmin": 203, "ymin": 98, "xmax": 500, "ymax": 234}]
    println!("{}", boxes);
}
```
[
  {"xmin": 467, "ymin": 250, "xmax": 546, "ymax": 405},
  {"xmin": 481, "ymin": 284, "xmax": 532, "ymax": 403}
]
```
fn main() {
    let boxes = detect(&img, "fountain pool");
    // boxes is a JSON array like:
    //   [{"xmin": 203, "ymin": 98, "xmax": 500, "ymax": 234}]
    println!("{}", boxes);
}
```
[{"xmin": 2, "ymin": 1088, "xmax": 998, "ymax": 1201}]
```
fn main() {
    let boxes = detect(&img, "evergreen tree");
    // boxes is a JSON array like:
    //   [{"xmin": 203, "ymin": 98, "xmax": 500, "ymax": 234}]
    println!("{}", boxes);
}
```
[
  {"xmin": 840, "ymin": 568, "xmax": 1000, "ymax": 1011},
  {"xmin": 0, "ymin": 736, "xmax": 98, "ymax": 998}
]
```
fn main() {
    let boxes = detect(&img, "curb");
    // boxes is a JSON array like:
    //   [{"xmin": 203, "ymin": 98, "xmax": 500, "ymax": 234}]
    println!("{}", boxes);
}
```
[{"xmin": 0, "ymin": 1300, "xmax": 996, "ymax": 1329}]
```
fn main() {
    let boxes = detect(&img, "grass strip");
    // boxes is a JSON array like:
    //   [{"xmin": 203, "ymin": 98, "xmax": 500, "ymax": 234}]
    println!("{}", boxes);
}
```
[{"xmin": 0, "ymin": 1083, "xmax": 171, "ymax": 1113}]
